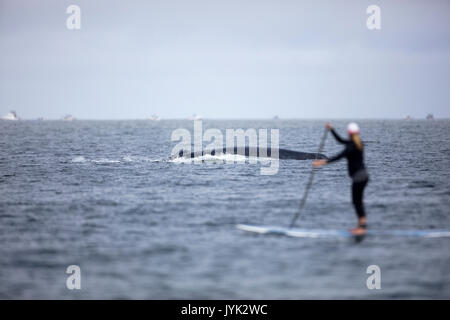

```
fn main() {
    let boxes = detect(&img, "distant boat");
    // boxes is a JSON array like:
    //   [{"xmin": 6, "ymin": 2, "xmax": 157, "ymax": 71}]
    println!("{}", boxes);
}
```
[
  {"xmin": 190, "ymin": 114, "xmax": 202, "ymax": 120},
  {"xmin": 1, "ymin": 111, "xmax": 19, "ymax": 121},
  {"xmin": 63, "ymin": 114, "xmax": 76, "ymax": 121},
  {"xmin": 405, "ymin": 115, "xmax": 412, "ymax": 120},
  {"xmin": 426, "ymin": 113, "xmax": 434, "ymax": 120},
  {"xmin": 148, "ymin": 114, "xmax": 161, "ymax": 121},
  {"xmin": 273, "ymin": 115, "xmax": 280, "ymax": 120}
]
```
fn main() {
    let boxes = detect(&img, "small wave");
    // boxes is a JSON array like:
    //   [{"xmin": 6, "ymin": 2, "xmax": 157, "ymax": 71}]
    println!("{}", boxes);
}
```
[
  {"xmin": 408, "ymin": 180, "xmax": 435, "ymax": 189},
  {"xmin": 91, "ymin": 158, "xmax": 121, "ymax": 164},
  {"xmin": 71, "ymin": 155, "xmax": 162, "ymax": 164}
]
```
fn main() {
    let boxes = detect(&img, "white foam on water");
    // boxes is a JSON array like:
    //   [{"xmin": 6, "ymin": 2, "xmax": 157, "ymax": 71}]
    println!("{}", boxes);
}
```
[
  {"xmin": 169, "ymin": 153, "xmax": 264, "ymax": 164},
  {"xmin": 71, "ymin": 156, "xmax": 86, "ymax": 163},
  {"xmin": 122, "ymin": 155, "xmax": 161, "ymax": 163}
]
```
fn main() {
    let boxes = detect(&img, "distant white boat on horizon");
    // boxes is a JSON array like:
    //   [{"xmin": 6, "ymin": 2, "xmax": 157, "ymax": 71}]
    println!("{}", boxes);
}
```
[
  {"xmin": 1, "ymin": 111, "xmax": 19, "ymax": 121},
  {"xmin": 190, "ymin": 114, "xmax": 202, "ymax": 120},
  {"xmin": 63, "ymin": 114, "xmax": 76, "ymax": 121},
  {"xmin": 148, "ymin": 114, "xmax": 161, "ymax": 121}
]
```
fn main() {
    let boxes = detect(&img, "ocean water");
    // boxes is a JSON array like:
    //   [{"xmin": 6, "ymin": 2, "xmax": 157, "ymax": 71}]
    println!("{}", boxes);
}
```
[{"xmin": 0, "ymin": 119, "xmax": 449, "ymax": 299}]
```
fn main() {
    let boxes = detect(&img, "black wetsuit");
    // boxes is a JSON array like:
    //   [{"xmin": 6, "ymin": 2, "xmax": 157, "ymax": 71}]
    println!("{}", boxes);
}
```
[{"xmin": 328, "ymin": 128, "xmax": 369, "ymax": 219}]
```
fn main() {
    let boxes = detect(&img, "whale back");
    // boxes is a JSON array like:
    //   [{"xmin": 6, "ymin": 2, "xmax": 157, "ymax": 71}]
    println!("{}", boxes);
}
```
[{"xmin": 177, "ymin": 146, "xmax": 327, "ymax": 160}]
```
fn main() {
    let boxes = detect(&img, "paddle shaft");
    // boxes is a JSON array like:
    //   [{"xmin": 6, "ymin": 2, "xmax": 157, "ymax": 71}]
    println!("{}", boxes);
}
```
[{"xmin": 289, "ymin": 128, "xmax": 328, "ymax": 228}]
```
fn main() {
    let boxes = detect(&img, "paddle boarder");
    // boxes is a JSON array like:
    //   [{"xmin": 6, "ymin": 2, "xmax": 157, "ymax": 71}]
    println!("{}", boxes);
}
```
[{"xmin": 313, "ymin": 122, "xmax": 369, "ymax": 236}]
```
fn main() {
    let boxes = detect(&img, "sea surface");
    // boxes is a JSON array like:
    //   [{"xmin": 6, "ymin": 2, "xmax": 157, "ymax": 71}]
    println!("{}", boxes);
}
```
[{"xmin": 0, "ymin": 119, "xmax": 449, "ymax": 299}]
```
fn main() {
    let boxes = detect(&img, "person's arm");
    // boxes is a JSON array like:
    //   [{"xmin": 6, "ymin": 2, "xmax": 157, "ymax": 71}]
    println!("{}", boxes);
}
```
[
  {"xmin": 313, "ymin": 123, "xmax": 349, "ymax": 168},
  {"xmin": 330, "ymin": 128, "xmax": 348, "ymax": 144},
  {"xmin": 313, "ymin": 146, "xmax": 349, "ymax": 167},
  {"xmin": 327, "ymin": 148, "xmax": 348, "ymax": 163}
]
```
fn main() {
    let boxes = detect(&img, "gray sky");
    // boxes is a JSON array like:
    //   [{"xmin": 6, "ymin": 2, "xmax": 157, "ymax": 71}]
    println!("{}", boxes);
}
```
[{"xmin": 1, "ymin": 0, "xmax": 449, "ymax": 119}]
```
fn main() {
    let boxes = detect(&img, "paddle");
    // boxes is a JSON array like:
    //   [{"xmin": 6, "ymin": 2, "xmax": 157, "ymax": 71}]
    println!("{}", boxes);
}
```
[{"xmin": 289, "ymin": 127, "xmax": 328, "ymax": 228}]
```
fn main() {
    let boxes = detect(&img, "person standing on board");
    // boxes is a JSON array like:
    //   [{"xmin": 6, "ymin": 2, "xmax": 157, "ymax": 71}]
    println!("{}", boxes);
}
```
[{"xmin": 313, "ymin": 122, "xmax": 369, "ymax": 236}]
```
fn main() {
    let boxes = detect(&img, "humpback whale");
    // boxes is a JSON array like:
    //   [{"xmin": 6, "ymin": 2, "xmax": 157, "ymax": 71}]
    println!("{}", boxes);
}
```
[{"xmin": 176, "ymin": 146, "xmax": 327, "ymax": 160}]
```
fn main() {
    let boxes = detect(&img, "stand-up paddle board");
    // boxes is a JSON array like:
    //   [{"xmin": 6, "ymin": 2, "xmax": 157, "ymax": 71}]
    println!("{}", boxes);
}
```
[{"xmin": 236, "ymin": 224, "xmax": 450, "ymax": 238}]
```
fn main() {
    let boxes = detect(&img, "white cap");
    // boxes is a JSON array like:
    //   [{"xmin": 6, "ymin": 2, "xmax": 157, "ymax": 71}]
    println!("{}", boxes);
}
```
[{"xmin": 347, "ymin": 122, "xmax": 360, "ymax": 134}]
